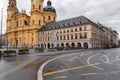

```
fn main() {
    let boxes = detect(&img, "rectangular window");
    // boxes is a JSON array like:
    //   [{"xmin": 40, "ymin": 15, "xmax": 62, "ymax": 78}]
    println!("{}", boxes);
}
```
[
  {"xmin": 71, "ymin": 34, "xmax": 73, "ymax": 39},
  {"xmin": 57, "ymin": 36, "xmax": 59, "ymax": 40},
  {"xmin": 80, "ymin": 33, "xmax": 82, "ymax": 39},
  {"xmin": 84, "ymin": 33, "xmax": 87, "ymax": 39},
  {"xmin": 75, "ymin": 34, "xmax": 78, "ymax": 39},
  {"xmin": 84, "ymin": 26, "xmax": 87, "ymax": 31},
  {"xmin": 67, "ymin": 34, "xmax": 69, "ymax": 40},
  {"xmin": 60, "ymin": 35, "xmax": 62, "ymax": 40},
  {"xmin": 64, "ymin": 35, "xmax": 66, "ymax": 40},
  {"xmin": 80, "ymin": 27, "xmax": 82, "ymax": 31}
]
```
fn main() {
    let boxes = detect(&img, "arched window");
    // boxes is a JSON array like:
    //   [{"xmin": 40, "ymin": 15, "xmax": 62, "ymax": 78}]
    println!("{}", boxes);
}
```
[
  {"xmin": 43, "ymin": 16, "xmax": 45, "ymax": 21},
  {"xmin": 24, "ymin": 20, "xmax": 28, "ymax": 25},
  {"xmin": 33, "ymin": 5, "xmax": 35, "ymax": 9},
  {"xmin": 33, "ymin": 20, "xmax": 34, "ymax": 25},
  {"xmin": 48, "ymin": 16, "xmax": 51, "ymax": 20},
  {"xmin": 39, "ymin": 5, "xmax": 41, "ymax": 10},
  {"xmin": 39, "ymin": 20, "xmax": 41, "ymax": 25},
  {"xmin": 16, "ymin": 21, "xmax": 19, "ymax": 27},
  {"xmin": 84, "ymin": 42, "xmax": 88, "ymax": 49}
]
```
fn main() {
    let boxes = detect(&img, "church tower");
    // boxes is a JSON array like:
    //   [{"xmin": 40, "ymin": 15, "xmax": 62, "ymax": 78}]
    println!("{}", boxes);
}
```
[
  {"xmin": 7, "ymin": 0, "xmax": 18, "ymax": 18},
  {"xmin": 43, "ymin": 0, "xmax": 56, "ymax": 24},
  {"xmin": 30, "ymin": 0, "xmax": 44, "ymax": 26}
]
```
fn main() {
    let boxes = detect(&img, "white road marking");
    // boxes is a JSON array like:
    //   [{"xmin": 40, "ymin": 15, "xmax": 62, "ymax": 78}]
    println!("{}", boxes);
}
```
[
  {"xmin": 116, "ymin": 56, "xmax": 120, "ymax": 60},
  {"xmin": 111, "ymin": 56, "xmax": 120, "ymax": 62},
  {"xmin": 102, "ymin": 54, "xmax": 110, "ymax": 63},
  {"xmin": 87, "ymin": 53, "xmax": 104, "ymax": 70},
  {"xmin": 68, "ymin": 52, "xmax": 89, "ymax": 61},
  {"xmin": 69, "ymin": 56, "xmax": 78, "ymax": 61},
  {"xmin": 37, "ymin": 52, "xmax": 82, "ymax": 80}
]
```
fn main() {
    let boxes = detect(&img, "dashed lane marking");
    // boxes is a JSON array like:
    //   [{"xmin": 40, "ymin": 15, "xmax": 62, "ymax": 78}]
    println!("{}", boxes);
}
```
[
  {"xmin": 80, "ymin": 72, "xmax": 101, "ymax": 76},
  {"xmin": 54, "ymin": 76, "xmax": 68, "ymax": 79},
  {"xmin": 69, "ymin": 56, "xmax": 78, "ymax": 61},
  {"xmin": 43, "ymin": 63, "xmax": 100, "ymax": 76}
]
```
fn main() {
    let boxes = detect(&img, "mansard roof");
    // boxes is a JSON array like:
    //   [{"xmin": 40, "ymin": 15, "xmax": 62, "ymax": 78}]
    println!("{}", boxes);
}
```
[{"xmin": 38, "ymin": 16, "xmax": 96, "ymax": 32}]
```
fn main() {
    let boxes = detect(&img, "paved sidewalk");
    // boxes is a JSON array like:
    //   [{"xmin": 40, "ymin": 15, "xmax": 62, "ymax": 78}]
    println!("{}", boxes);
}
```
[{"xmin": 32, "ymin": 49, "xmax": 87, "ymax": 56}]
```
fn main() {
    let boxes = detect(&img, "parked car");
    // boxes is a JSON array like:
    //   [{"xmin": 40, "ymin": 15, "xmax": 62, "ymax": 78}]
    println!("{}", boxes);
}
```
[{"xmin": 3, "ymin": 50, "xmax": 17, "ymax": 57}]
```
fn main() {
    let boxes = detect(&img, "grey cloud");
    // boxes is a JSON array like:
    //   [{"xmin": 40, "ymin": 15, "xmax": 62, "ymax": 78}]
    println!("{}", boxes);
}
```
[{"xmin": 0, "ymin": 0, "xmax": 120, "ymax": 37}]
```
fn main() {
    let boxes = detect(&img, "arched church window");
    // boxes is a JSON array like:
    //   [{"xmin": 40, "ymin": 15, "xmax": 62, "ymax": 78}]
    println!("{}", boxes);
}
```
[
  {"xmin": 24, "ymin": 20, "xmax": 28, "ymax": 25},
  {"xmin": 39, "ymin": 5, "xmax": 41, "ymax": 10},
  {"xmin": 48, "ymin": 16, "xmax": 51, "ymax": 20},
  {"xmin": 33, "ymin": 20, "xmax": 34, "ymax": 25},
  {"xmin": 33, "ymin": 5, "xmax": 35, "ymax": 9},
  {"xmin": 16, "ymin": 21, "xmax": 19, "ymax": 27},
  {"xmin": 43, "ymin": 16, "xmax": 45, "ymax": 21},
  {"xmin": 39, "ymin": 20, "xmax": 41, "ymax": 25}
]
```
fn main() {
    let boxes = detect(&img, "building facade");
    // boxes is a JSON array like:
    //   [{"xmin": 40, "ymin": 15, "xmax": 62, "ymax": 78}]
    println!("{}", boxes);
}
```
[
  {"xmin": 38, "ymin": 16, "xmax": 106, "ymax": 49},
  {"xmin": 6, "ymin": 0, "xmax": 56, "ymax": 48},
  {"xmin": 6, "ymin": 0, "xmax": 119, "ymax": 49}
]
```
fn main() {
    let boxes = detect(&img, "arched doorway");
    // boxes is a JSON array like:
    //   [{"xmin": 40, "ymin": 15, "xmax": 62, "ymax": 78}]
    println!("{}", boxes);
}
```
[
  {"xmin": 44, "ymin": 44, "xmax": 46, "ymax": 48},
  {"xmin": 47, "ymin": 43, "xmax": 50, "ymax": 48},
  {"xmin": 38, "ymin": 44, "xmax": 40, "ymax": 47},
  {"xmin": 84, "ymin": 42, "xmax": 88, "ymax": 49},
  {"xmin": 61, "ymin": 43, "xmax": 64, "ymax": 48},
  {"xmin": 77, "ymin": 43, "xmax": 81, "ymax": 48},
  {"xmin": 41, "ymin": 44, "xmax": 43, "ymax": 48},
  {"xmin": 51, "ymin": 43, "xmax": 54, "ymax": 48},
  {"xmin": 71, "ymin": 43, "xmax": 75, "ymax": 48},
  {"xmin": 66, "ymin": 43, "xmax": 69, "ymax": 48}
]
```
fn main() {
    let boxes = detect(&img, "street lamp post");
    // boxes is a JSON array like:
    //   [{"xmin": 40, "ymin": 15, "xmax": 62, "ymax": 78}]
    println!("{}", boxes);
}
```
[{"xmin": 0, "ymin": 8, "xmax": 3, "ymax": 48}]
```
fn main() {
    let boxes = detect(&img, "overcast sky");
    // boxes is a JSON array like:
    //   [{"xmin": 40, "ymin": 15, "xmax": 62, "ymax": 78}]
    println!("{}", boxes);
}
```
[{"xmin": 0, "ymin": 0, "xmax": 120, "ymax": 37}]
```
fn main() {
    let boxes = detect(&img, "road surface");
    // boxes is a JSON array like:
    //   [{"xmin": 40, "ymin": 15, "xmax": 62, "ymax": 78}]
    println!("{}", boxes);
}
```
[{"xmin": 43, "ymin": 48, "xmax": 120, "ymax": 80}]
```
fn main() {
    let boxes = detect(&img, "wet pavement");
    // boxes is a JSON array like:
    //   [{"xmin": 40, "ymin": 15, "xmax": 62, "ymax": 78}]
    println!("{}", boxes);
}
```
[
  {"xmin": 0, "ymin": 54, "xmax": 55, "ymax": 80},
  {"xmin": 43, "ymin": 48, "xmax": 120, "ymax": 80}
]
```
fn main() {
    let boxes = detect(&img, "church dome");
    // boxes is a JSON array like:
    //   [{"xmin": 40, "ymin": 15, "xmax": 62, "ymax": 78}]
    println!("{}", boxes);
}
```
[{"xmin": 43, "ymin": 0, "xmax": 56, "ymax": 13}]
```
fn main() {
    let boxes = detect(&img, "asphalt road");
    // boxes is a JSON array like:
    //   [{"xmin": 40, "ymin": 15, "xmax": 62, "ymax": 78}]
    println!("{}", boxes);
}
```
[
  {"xmin": 0, "ymin": 54, "xmax": 55, "ymax": 80},
  {"xmin": 43, "ymin": 48, "xmax": 120, "ymax": 80}
]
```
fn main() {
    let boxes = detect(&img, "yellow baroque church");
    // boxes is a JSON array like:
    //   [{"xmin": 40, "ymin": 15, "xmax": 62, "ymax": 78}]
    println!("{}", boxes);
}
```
[{"xmin": 6, "ymin": 0, "xmax": 56, "ymax": 48}]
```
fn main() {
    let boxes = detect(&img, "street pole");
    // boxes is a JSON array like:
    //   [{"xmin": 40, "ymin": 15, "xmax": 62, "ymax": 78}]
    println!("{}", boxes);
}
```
[{"xmin": 1, "ymin": 8, "xmax": 3, "ymax": 48}]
